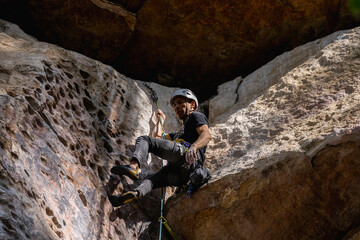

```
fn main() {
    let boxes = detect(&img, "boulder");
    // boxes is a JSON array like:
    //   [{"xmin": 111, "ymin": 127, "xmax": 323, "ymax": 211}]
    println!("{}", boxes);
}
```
[
  {"xmin": 0, "ymin": 19, "xmax": 180, "ymax": 240},
  {"xmin": 166, "ymin": 26, "xmax": 360, "ymax": 239}
]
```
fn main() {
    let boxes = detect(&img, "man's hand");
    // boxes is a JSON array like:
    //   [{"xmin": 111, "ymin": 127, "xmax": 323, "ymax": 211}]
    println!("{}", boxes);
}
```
[
  {"xmin": 152, "ymin": 109, "xmax": 171, "ymax": 140},
  {"xmin": 155, "ymin": 109, "xmax": 165, "ymax": 123},
  {"xmin": 186, "ymin": 145, "xmax": 197, "ymax": 165}
]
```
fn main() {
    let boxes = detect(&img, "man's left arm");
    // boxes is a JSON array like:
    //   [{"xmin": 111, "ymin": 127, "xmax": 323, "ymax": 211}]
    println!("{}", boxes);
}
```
[{"xmin": 186, "ymin": 124, "xmax": 212, "ymax": 164}]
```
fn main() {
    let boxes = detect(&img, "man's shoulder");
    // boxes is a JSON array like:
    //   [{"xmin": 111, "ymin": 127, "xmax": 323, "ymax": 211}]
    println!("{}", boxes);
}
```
[
  {"xmin": 190, "ymin": 111, "xmax": 206, "ymax": 118},
  {"xmin": 189, "ymin": 111, "xmax": 209, "ymax": 125}
]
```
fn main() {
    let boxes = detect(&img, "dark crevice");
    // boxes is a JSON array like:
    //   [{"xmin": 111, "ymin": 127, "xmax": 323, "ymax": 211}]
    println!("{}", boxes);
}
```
[
  {"xmin": 84, "ymin": 89, "xmax": 91, "ymax": 99},
  {"xmin": 99, "ymin": 0, "xmax": 145, "ymax": 14},
  {"xmin": 39, "ymin": 112, "xmax": 57, "ymax": 136},
  {"xmin": 103, "ymin": 140, "xmax": 113, "ymax": 153},
  {"xmin": 234, "ymin": 78, "xmax": 244, "ymax": 105},
  {"xmin": 74, "ymin": 83, "xmax": 80, "ymax": 94},
  {"xmin": 58, "ymin": 136, "xmax": 67, "ymax": 147}
]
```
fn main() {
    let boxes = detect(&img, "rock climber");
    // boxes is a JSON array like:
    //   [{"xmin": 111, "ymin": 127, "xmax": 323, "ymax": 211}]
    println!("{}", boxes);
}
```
[{"xmin": 108, "ymin": 89, "xmax": 212, "ymax": 206}]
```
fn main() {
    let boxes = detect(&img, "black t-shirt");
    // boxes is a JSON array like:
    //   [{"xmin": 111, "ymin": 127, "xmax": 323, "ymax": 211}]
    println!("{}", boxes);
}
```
[{"xmin": 169, "ymin": 111, "xmax": 209, "ymax": 164}]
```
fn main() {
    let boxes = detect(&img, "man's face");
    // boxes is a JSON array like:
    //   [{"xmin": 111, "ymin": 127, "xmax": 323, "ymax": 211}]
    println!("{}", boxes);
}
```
[{"xmin": 172, "ymin": 96, "xmax": 189, "ymax": 119}]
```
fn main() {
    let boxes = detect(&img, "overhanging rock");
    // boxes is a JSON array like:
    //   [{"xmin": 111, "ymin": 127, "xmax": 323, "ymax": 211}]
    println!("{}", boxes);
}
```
[{"xmin": 1, "ymin": 0, "xmax": 359, "ymax": 100}]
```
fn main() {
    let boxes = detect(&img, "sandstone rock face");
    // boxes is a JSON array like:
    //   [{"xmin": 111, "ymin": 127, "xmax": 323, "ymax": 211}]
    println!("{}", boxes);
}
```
[
  {"xmin": 0, "ymin": 19, "xmax": 180, "ymax": 240},
  {"xmin": 166, "ymin": 27, "xmax": 360, "ymax": 239},
  {"xmin": 1, "ymin": 0, "xmax": 359, "ymax": 100}
]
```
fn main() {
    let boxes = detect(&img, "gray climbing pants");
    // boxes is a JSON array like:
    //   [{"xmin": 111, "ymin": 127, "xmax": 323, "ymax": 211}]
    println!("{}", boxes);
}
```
[{"xmin": 131, "ymin": 136, "xmax": 192, "ymax": 197}]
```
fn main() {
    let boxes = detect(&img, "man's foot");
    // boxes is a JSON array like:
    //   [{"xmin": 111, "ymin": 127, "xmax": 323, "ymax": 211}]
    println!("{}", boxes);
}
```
[
  {"xmin": 110, "ymin": 165, "xmax": 141, "ymax": 180},
  {"xmin": 108, "ymin": 191, "xmax": 138, "ymax": 207}
]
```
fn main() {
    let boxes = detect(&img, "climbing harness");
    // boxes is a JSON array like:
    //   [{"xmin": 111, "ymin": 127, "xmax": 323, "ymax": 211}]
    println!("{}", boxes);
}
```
[
  {"xmin": 143, "ymin": 83, "xmax": 178, "ymax": 240},
  {"xmin": 173, "ymin": 138, "xmax": 191, "ymax": 148}
]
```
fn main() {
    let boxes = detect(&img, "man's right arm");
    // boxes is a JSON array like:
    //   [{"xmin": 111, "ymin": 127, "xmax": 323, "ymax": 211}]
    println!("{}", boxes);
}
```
[{"xmin": 151, "ymin": 109, "xmax": 172, "ymax": 140}]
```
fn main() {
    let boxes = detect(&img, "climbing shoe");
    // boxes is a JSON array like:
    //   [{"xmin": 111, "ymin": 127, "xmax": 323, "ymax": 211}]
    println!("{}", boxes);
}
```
[
  {"xmin": 109, "ymin": 191, "xmax": 138, "ymax": 207},
  {"xmin": 110, "ymin": 165, "xmax": 141, "ymax": 180}
]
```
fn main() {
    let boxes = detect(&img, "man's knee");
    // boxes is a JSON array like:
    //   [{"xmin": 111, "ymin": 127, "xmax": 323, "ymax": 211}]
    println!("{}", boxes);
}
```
[
  {"xmin": 136, "ymin": 135, "xmax": 152, "ymax": 144},
  {"xmin": 135, "ymin": 179, "xmax": 153, "ymax": 197}
]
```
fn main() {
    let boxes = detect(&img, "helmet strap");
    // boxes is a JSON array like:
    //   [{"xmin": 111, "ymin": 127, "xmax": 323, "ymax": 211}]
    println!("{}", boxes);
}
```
[{"xmin": 181, "ymin": 100, "xmax": 191, "ymax": 121}]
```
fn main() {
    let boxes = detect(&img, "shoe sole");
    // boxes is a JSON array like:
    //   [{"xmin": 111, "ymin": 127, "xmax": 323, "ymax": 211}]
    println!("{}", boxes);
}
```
[
  {"xmin": 109, "ymin": 192, "xmax": 137, "ymax": 207},
  {"xmin": 111, "ymin": 166, "xmax": 139, "ymax": 180}
]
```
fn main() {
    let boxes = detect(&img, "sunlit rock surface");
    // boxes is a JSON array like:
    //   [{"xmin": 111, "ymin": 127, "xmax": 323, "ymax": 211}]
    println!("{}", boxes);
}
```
[{"xmin": 0, "ymin": 19, "xmax": 180, "ymax": 240}]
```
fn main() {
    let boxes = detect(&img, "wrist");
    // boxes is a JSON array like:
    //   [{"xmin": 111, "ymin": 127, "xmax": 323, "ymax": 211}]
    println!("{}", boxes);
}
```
[{"xmin": 190, "ymin": 144, "xmax": 197, "ymax": 150}]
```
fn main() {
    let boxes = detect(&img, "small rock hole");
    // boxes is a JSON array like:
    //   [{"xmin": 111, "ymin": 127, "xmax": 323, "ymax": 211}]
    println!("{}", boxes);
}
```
[
  {"xmin": 97, "ymin": 110, "xmax": 106, "ymax": 122},
  {"xmin": 83, "ymin": 98, "xmax": 97, "ymax": 113},
  {"xmin": 103, "ymin": 140, "xmax": 113, "ymax": 153},
  {"xmin": 79, "ymin": 156, "xmax": 87, "ymax": 166},
  {"xmin": 68, "ymin": 92, "xmax": 74, "ymax": 99},
  {"xmin": 84, "ymin": 89, "xmax": 91, "ymax": 98},
  {"xmin": 58, "ymin": 136, "xmax": 67, "ymax": 147},
  {"xmin": 74, "ymin": 82, "xmax": 80, "ymax": 94},
  {"xmin": 78, "ymin": 190, "xmax": 87, "ymax": 206},
  {"xmin": 46, "ymin": 207, "xmax": 54, "ymax": 216},
  {"xmin": 59, "ymin": 87, "xmax": 65, "ymax": 98},
  {"xmin": 79, "ymin": 70, "xmax": 90, "ymax": 79},
  {"xmin": 35, "ymin": 76, "xmax": 45, "ymax": 83},
  {"xmin": 65, "ymin": 72, "xmax": 73, "ymax": 79}
]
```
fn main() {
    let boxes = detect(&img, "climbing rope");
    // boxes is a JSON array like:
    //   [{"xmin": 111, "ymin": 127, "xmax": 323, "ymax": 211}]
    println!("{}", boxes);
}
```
[
  {"xmin": 143, "ymin": 83, "xmax": 178, "ymax": 240},
  {"xmin": 158, "ymin": 216, "xmax": 178, "ymax": 240},
  {"xmin": 159, "ymin": 125, "xmax": 165, "ymax": 240}
]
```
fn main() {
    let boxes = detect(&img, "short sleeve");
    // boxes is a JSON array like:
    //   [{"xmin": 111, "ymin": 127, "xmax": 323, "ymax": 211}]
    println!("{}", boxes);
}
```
[{"xmin": 191, "ymin": 112, "xmax": 209, "ymax": 127}]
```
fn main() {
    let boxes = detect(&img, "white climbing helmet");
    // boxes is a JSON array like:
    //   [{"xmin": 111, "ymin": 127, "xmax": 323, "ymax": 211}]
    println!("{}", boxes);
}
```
[{"xmin": 170, "ymin": 89, "xmax": 198, "ymax": 110}]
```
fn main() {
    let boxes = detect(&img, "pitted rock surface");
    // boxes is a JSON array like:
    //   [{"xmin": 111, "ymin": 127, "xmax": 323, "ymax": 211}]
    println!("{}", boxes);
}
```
[
  {"xmin": 0, "ymin": 19, "xmax": 180, "ymax": 240},
  {"xmin": 166, "ymin": 27, "xmax": 360, "ymax": 239},
  {"xmin": 1, "ymin": 0, "xmax": 359, "ymax": 100}
]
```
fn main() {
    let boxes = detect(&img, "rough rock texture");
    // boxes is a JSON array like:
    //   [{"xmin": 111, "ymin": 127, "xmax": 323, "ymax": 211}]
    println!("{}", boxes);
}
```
[
  {"xmin": 1, "ymin": 0, "xmax": 359, "ymax": 100},
  {"xmin": 166, "ymin": 27, "xmax": 360, "ymax": 239},
  {"xmin": 0, "ymin": 19, "xmax": 180, "ymax": 240},
  {"xmin": 1, "ymin": 19, "xmax": 360, "ymax": 240}
]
